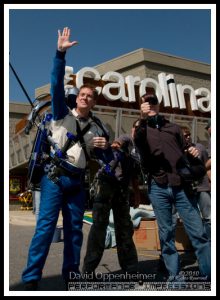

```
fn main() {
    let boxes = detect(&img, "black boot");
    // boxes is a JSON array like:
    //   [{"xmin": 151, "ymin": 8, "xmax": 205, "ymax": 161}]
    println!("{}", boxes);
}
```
[{"xmin": 24, "ymin": 280, "xmax": 38, "ymax": 291}]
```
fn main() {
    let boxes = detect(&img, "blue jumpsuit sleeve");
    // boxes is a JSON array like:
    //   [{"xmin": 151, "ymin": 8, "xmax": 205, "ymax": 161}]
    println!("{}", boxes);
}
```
[{"xmin": 50, "ymin": 50, "xmax": 69, "ymax": 120}]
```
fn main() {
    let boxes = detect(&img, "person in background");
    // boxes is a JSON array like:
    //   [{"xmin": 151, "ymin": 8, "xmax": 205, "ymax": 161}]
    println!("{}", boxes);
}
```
[
  {"xmin": 181, "ymin": 126, "xmax": 211, "ymax": 241},
  {"xmin": 134, "ymin": 93, "xmax": 211, "ymax": 282},
  {"xmin": 22, "ymin": 27, "xmax": 111, "ymax": 291},
  {"xmin": 82, "ymin": 120, "xmax": 142, "ymax": 279},
  {"xmin": 205, "ymin": 119, "xmax": 211, "ymax": 183}
]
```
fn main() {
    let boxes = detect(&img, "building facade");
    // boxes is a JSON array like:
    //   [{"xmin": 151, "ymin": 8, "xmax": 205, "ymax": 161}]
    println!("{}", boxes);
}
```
[{"xmin": 9, "ymin": 48, "xmax": 211, "ymax": 201}]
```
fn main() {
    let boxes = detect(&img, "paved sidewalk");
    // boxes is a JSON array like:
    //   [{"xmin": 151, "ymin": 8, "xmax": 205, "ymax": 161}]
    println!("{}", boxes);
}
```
[
  {"xmin": 9, "ymin": 209, "xmax": 63, "ymax": 226},
  {"xmin": 8, "ymin": 209, "xmax": 205, "ymax": 294}
]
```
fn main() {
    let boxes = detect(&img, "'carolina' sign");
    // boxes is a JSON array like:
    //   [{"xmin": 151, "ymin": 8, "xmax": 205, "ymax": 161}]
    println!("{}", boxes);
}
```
[{"xmin": 64, "ymin": 66, "xmax": 211, "ymax": 113}]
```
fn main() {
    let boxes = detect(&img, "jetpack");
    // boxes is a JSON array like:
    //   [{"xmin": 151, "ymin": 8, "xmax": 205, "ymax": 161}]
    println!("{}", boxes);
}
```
[
  {"xmin": 25, "ymin": 93, "xmax": 79, "ymax": 187},
  {"xmin": 25, "ymin": 105, "xmax": 52, "ymax": 186},
  {"xmin": 10, "ymin": 60, "xmax": 78, "ymax": 187}
]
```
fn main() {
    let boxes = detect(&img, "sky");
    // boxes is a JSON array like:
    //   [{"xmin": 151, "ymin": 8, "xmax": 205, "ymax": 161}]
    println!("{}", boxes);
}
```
[{"xmin": 6, "ymin": 4, "xmax": 214, "ymax": 104}]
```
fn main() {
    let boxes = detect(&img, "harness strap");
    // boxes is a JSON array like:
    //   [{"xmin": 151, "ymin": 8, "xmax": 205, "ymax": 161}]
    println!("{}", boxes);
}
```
[
  {"xmin": 89, "ymin": 112, "xmax": 109, "ymax": 141},
  {"xmin": 76, "ymin": 120, "xmax": 91, "ymax": 161}
]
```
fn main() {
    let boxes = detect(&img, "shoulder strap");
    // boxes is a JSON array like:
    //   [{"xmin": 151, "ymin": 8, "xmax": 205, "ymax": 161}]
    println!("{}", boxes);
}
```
[
  {"xmin": 89, "ymin": 112, "xmax": 110, "ymax": 141},
  {"xmin": 76, "ymin": 120, "xmax": 91, "ymax": 161}
]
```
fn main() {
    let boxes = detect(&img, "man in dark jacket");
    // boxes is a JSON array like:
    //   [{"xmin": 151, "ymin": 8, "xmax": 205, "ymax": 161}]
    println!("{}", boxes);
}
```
[{"xmin": 134, "ymin": 94, "xmax": 211, "ymax": 282}]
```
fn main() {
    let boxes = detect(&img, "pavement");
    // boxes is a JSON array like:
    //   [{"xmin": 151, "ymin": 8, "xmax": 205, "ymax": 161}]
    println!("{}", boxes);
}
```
[
  {"xmin": 9, "ymin": 209, "xmax": 63, "ymax": 227},
  {"xmin": 7, "ymin": 207, "xmax": 205, "ymax": 295}
]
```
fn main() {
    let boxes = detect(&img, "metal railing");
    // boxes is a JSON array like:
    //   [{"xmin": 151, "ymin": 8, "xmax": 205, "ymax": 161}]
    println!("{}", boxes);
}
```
[
  {"xmin": 9, "ymin": 105, "xmax": 210, "ymax": 171},
  {"xmin": 9, "ymin": 127, "xmax": 36, "ymax": 170}
]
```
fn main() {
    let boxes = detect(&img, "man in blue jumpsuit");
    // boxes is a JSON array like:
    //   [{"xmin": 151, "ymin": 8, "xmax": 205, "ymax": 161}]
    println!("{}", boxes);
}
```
[{"xmin": 22, "ymin": 27, "xmax": 111, "ymax": 290}]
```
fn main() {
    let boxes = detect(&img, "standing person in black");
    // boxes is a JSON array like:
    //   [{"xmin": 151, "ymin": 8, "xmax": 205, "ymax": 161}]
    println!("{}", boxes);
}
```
[
  {"xmin": 205, "ymin": 119, "xmax": 211, "ymax": 183},
  {"xmin": 134, "ymin": 94, "xmax": 211, "ymax": 282},
  {"xmin": 181, "ymin": 126, "xmax": 211, "ymax": 241},
  {"xmin": 82, "ymin": 121, "xmax": 142, "ymax": 279}
]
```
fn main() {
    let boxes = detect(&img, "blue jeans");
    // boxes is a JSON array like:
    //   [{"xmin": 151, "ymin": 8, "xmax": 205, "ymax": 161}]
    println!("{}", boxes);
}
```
[
  {"xmin": 197, "ymin": 191, "xmax": 211, "ymax": 241},
  {"xmin": 148, "ymin": 180, "xmax": 211, "ymax": 280},
  {"xmin": 22, "ymin": 174, "xmax": 85, "ymax": 283}
]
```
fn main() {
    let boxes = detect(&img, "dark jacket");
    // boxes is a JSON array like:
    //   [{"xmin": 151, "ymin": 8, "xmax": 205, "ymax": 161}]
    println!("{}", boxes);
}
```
[
  {"xmin": 134, "ymin": 116, "xmax": 187, "ymax": 186},
  {"xmin": 193, "ymin": 143, "xmax": 210, "ymax": 192}
]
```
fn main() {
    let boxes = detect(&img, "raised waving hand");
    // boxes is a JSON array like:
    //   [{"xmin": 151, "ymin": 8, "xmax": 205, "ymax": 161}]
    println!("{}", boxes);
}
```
[{"xmin": 57, "ymin": 27, "xmax": 78, "ymax": 52}]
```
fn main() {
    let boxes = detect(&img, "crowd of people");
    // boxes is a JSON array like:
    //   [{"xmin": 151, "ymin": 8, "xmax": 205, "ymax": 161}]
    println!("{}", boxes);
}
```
[{"xmin": 21, "ymin": 27, "xmax": 212, "ymax": 291}]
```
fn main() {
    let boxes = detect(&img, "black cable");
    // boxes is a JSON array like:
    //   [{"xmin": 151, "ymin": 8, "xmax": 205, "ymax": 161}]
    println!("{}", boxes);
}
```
[{"xmin": 9, "ymin": 61, "xmax": 34, "ymax": 108}]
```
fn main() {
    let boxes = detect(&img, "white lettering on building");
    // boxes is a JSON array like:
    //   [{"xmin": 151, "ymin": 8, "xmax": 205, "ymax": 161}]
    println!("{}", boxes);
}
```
[{"xmin": 64, "ymin": 66, "xmax": 210, "ymax": 113}]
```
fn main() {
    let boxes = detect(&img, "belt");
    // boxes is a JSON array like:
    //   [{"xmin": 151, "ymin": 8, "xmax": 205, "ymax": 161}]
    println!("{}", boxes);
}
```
[
  {"xmin": 54, "ymin": 166, "xmax": 84, "ymax": 179},
  {"xmin": 49, "ymin": 152, "xmax": 84, "ymax": 175},
  {"xmin": 46, "ymin": 160, "xmax": 85, "ymax": 183},
  {"xmin": 58, "ymin": 159, "xmax": 84, "ymax": 175}
]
